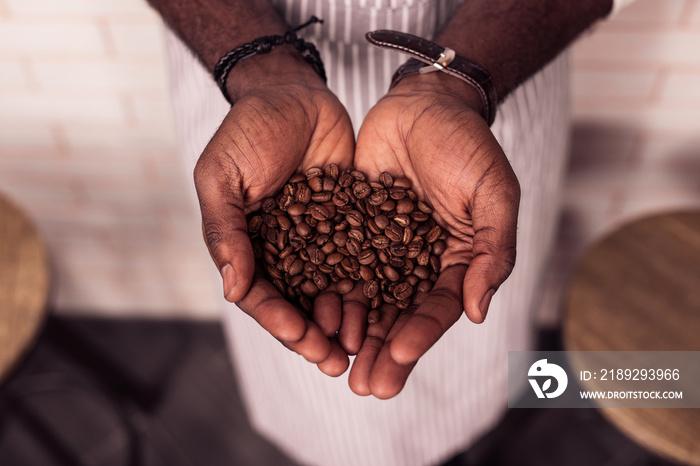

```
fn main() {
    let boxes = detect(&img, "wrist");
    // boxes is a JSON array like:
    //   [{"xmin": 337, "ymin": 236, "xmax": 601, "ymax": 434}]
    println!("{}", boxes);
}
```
[
  {"xmin": 225, "ymin": 44, "xmax": 326, "ymax": 102},
  {"xmin": 392, "ymin": 70, "xmax": 484, "ymax": 116}
]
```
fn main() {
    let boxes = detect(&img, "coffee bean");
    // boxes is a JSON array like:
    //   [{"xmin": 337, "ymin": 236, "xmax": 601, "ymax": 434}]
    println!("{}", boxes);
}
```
[
  {"xmin": 287, "ymin": 203, "xmax": 306, "ymax": 216},
  {"xmin": 430, "ymin": 255, "xmax": 441, "ymax": 273},
  {"xmin": 341, "ymin": 256, "xmax": 359, "ymax": 273},
  {"xmin": 382, "ymin": 292, "xmax": 396, "ymax": 304},
  {"xmin": 405, "ymin": 275, "xmax": 419, "ymax": 287},
  {"xmin": 279, "ymin": 245, "xmax": 294, "ymax": 259},
  {"xmin": 369, "ymin": 189, "xmax": 388, "ymax": 206},
  {"xmin": 339, "ymin": 173, "xmax": 354, "ymax": 187},
  {"xmin": 317, "ymin": 221, "xmax": 332, "ymax": 235},
  {"xmin": 363, "ymin": 280, "xmax": 379, "ymax": 299},
  {"xmin": 312, "ymin": 192, "xmax": 332, "ymax": 203},
  {"xmin": 389, "ymin": 243, "xmax": 407, "ymax": 257},
  {"xmin": 350, "ymin": 170, "xmax": 366, "ymax": 182},
  {"xmin": 337, "ymin": 278, "xmax": 354, "ymax": 295},
  {"xmin": 379, "ymin": 172, "xmax": 394, "ymax": 188},
  {"xmin": 417, "ymin": 280, "xmax": 433, "ymax": 293},
  {"xmin": 308, "ymin": 176, "xmax": 323, "ymax": 192},
  {"xmin": 357, "ymin": 249, "xmax": 376, "ymax": 265},
  {"xmin": 393, "ymin": 177, "xmax": 412, "ymax": 189},
  {"xmin": 393, "ymin": 282, "xmax": 413, "ymax": 300},
  {"xmin": 326, "ymin": 252, "xmax": 344, "ymax": 266},
  {"xmin": 353, "ymin": 181, "xmax": 371, "ymax": 199},
  {"xmin": 346, "ymin": 238, "xmax": 361, "ymax": 255},
  {"xmin": 396, "ymin": 299, "xmax": 410, "ymax": 310},
  {"xmin": 321, "ymin": 241, "xmax": 336, "ymax": 255},
  {"xmin": 306, "ymin": 167, "xmax": 323, "ymax": 178},
  {"xmin": 307, "ymin": 245, "xmax": 325, "ymax": 265},
  {"xmin": 346, "ymin": 210, "xmax": 363, "ymax": 227},
  {"xmin": 332, "ymin": 191, "xmax": 350, "ymax": 206},
  {"xmin": 262, "ymin": 198, "xmax": 277, "ymax": 213},
  {"xmin": 383, "ymin": 265, "xmax": 400, "ymax": 282},
  {"xmin": 432, "ymin": 240, "xmax": 446, "ymax": 255},
  {"xmin": 372, "ymin": 235, "xmax": 390, "ymax": 249},
  {"xmin": 417, "ymin": 250, "xmax": 430, "ymax": 267},
  {"xmin": 313, "ymin": 271, "xmax": 329, "ymax": 291},
  {"xmin": 348, "ymin": 228, "xmax": 364, "ymax": 243},
  {"xmin": 322, "ymin": 176, "xmax": 335, "ymax": 192},
  {"xmin": 411, "ymin": 211, "xmax": 430, "ymax": 222},
  {"xmin": 402, "ymin": 227, "xmax": 414, "ymax": 245},
  {"xmin": 295, "ymin": 222, "xmax": 313, "ymax": 239},
  {"xmin": 384, "ymin": 224, "xmax": 402, "ymax": 242},
  {"xmin": 380, "ymin": 199, "xmax": 396, "ymax": 212},
  {"xmin": 248, "ymin": 216, "xmax": 262, "ymax": 235},
  {"xmin": 413, "ymin": 266, "xmax": 430, "ymax": 280},
  {"xmin": 332, "ymin": 231, "xmax": 348, "ymax": 247},
  {"xmin": 359, "ymin": 265, "xmax": 374, "ymax": 281},
  {"xmin": 393, "ymin": 214, "xmax": 411, "ymax": 228},
  {"xmin": 426, "ymin": 225, "xmax": 442, "ymax": 243},
  {"xmin": 324, "ymin": 163, "xmax": 339, "ymax": 180}
]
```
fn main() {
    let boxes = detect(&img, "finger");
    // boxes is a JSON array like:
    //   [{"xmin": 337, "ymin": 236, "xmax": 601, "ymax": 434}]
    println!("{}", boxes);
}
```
[
  {"xmin": 389, "ymin": 265, "xmax": 467, "ymax": 365},
  {"xmin": 348, "ymin": 304, "xmax": 400, "ymax": 396},
  {"xmin": 238, "ymin": 273, "xmax": 331, "ymax": 363},
  {"xmin": 317, "ymin": 339, "xmax": 350, "ymax": 377},
  {"xmin": 313, "ymin": 285, "xmax": 342, "ymax": 338},
  {"xmin": 463, "ymin": 172, "xmax": 520, "ymax": 323},
  {"xmin": 338, "ymin": 284, "xmax": 369, "ymax": 355},
  {"xmin": 194, "ymin": 157, "xmax": 255, "ymax": 303}
]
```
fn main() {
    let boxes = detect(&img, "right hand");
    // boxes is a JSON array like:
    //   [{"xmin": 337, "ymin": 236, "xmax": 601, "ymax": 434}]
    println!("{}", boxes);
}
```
[{"xmin": 194, "ymin": 49, "xmax": 355, "ymax": 375}]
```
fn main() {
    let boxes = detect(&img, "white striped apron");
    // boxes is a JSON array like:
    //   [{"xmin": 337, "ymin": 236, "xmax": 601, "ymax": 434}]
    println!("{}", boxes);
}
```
[{"xmin": 163, "ymin": 1, "xmax": 572, "ymax": 464}]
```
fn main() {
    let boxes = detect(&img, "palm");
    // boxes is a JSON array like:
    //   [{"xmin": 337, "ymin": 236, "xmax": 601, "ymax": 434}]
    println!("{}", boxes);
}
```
[
  {"xmin": 194, "ymin": 83, "xmax": 356, "ymax": 376},
  {"xmin": 350, "ymin": 82, "xmax": 520, "ymax": 398}
]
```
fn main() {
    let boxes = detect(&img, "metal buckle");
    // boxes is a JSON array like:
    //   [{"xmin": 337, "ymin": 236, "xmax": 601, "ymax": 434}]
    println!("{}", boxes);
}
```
[{"xmin": 418, "ymin": 47, "xmax": 456, "ymax": 74}]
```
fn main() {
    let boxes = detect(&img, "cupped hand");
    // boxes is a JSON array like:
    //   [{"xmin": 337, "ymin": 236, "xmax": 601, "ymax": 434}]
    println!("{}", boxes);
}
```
[
  {"xmin": 194, "ymin": 57, "xmax": 355, "ymax": 375},
  {"xmin": 349, "ymin": 72, "xmax": 521, "ymax": 398}
]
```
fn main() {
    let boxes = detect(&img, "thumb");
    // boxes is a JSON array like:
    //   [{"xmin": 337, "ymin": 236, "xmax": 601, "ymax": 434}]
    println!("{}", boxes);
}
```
[
  {"xmin": 195, "ymin": 165, "xmax": 255, "ymax": 303},
  {"xmin": 462, "ymin": 180, "xmax": 520, "ymax": 324}
]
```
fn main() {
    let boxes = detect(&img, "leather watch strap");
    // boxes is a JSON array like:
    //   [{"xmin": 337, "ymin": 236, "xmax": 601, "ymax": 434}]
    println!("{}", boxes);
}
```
[{"xmin": 366, "ymin": 30, "xmax": 498, "ymax": 126}]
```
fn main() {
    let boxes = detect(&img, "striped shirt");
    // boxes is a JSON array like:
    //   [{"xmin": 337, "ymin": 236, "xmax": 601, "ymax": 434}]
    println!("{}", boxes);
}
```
[{"xmin": 163, "ymin": 1, "xmax": 630, "ymax": 464}]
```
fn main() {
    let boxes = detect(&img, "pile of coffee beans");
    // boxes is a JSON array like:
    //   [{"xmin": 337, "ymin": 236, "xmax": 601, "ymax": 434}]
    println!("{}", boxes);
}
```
[{"xmin": 247, "ymin": 164, "xmax": 448, "ymax": 323}]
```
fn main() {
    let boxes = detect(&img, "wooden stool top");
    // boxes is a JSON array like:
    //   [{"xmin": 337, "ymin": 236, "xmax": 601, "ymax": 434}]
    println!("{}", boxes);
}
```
[
  {"xmin": 0, "ymin": 192, "xmax": 50, "ymax": 383},
  {"xmin": 564, "ymin": 210, "xmax": 700, "ymax": 465}
]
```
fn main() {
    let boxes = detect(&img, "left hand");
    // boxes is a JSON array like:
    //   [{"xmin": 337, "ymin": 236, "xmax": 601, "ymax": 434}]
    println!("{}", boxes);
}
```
[{"xmin": 349, "ymin": 72, "xmax": 521, "ymax": 398}]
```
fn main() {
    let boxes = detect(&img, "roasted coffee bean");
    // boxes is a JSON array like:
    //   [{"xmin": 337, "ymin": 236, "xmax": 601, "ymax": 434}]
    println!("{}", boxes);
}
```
[
  {"xmin": 332, "ymin": 231, "xmax": 348, "ymax": 247},
  {"xmin": 295, "ymin": 183, "xmax": 311, "ymax": 204},
  {"xmin": 288, "ymin": 259, "xmax": 304, "ymax": 276},
  {"xmin": 306, "ymin": 167, "xmax": 323, "ymax": 179},
  {"xmin": 312, "ymin": 192, "xmax": 332, "ymax": 203},
  {"xmin": 276, "ymin": 230, "xmax": 288, "ymax": 251},
  {"xmin": 353, "ymin": 181, "xmax": 371, "ymax": 199},
  {"xmin": 413, "ymin": 265, "xmax": 430, "ymax": 280},
  {"xmin": 335, "ymin": 219, "xmax": 349, "ymax": 231},
  {"xmin": 335, "ymin": 263, "xmax": 348, "ymax": 279},
  {"xmin": 369, "ymin": 189, "xmax": 388, "ymax": 206},
  {"xmin": 313, "ymin": 271, "xmax": 329, "ymax": 291},
  {"xmin": 304, "ymin": 262, "xmax": 317, "ymax": 273},
  {"xmin": 363, "ymin": 280, "xmax": 379, "ymax": 299},
  {"xmin": 396, "ymin": 299, "xmax": 410, "ymax": 310},
  {"xmin": 396, "ymin": 198, "xmax": 415, "ymax": 214},
  {"xmin": 383, "ymin": 265, "xmax": 400, "ymax": 282},
  {"xmin": 288, "ymin": 203, "xmax": 306, "ymax": 216},
  {"xmin": 319, "ymin": 263, "xmax": 334, "ymax": 274},
  {"xmin": 262, "ymin": 198, "xmax": 277, "ymax": 213},
  {"xmin": 377, "ymin": 249, "xmax": 390, "ymax": 264},
  {"xmin": 248, "ymin": 215, "xmax": 263, "ymax": 235},
  {"xmin": 326, "ymin": 252, "xmax": 344, "ymax": 266},
  {"xmin": 430, "ymin": 255, "xmax": 441, "ymax": 273},
  {"xmin": 411, "ymin": 211, "xmax": 430, "ymax": 222},
  {"xmin": 380, "ymin": 199, "xmax": 396, "ymax": 212},
  {"xmin": 393, "ymin": 214, "xmax": 411, "ymax": 228},
  {"xmin": 393, "ymin": 282, "xmax": 413, "ymax": 300},
  {"xmin": 405, "ymin": 275, "xmax": 419, "ymax": 287},
  {"xmin": 389, "ymin": 243, "xmax": 407, "ymax": 257},
  {"xmin": 290, "ymin": 173, "xmax": 306, "ymax": 183},
  {"xmin": 322, "ymin": 176, "xmax": 335, "ymax": 192},
  {"xmin": 402, "ymin": 226, "xmax": 414, "ymax": 245},
  {"xmin": 374, "ymin": 214, "xmax": 390, "ymax": 230},
  {"xmin": 346, "ymin": 238, "xmax": 361, "ymax": 255},
  {"xmin": 426, "ymin": 225, "xmax": 442, "ymax": 243},
  {"xmin": 263, "ymin": 251, "xmax": 276, "ymax": 266},
  {"xmin": 432, "ymin": 240, "xmax": 447, "ymax": 256},
  {"xmin": 368, "ymin": 308, "xmax": 381, "ymax": 324},
  {"xmin": 346, "ymin": 210, "xmax": 363, "ymax": 227},
  {"xmin": 337, "ymin": 278, "xmax": 354, "ymax": 295},
  {"xmin": 263, "ymin": 241, "xmax": 279, "ymax": 255},
  {"xmin": 417, "ymin": 250, "xmax": 430, "ymax": 267},
  {"xmin": 321, "ymin": 241, "xmax": 337, "ymax": 255},
  {"xmin": 415, "ymin": 224, "xmax": 431, "ymax": 236},
  {"xmin": 278, "ymin": 245, "xmax": 294, "ymax": 259},
  {"xmin": 341, "ymin": 256, "xmax": 360, "ymax": 273},
  {"xmin": 316, "ymin": 234, "xmax": 329, "ymax": 246},
  {"xmin": 324, "ymin": 163, "xmax": 339, "ymax": 180},
  {"xmin": 332, "ymin": 191, "xmax": 350, "ymax": 206},
  {"xmin": 385, "ymin": 224, "xmax": 402, "ymax": 242},
  {"xmin": 382, "ymin": 291, "xmax": 396, "ymax": 304},
  {"xmin": 308, "ymin": 176, "xmax": 323, "ymax": 192},
  {"xmin": 379, "ymin": 172, "xmax": 394, "ymax": 188},
  {"xmin": 417, "ymin": 280, "xmax": 433, "ymax": 293},
  {"xmin": 367, "ymin": 218, "xmax": 382, "ymax": 235},
  {"xmin": 317, "ymin": 221, "xmax": 332, "ymax": 235},
  {"xmin": 389, "ymin": 188, "xmax": 406, "ymax": 200},
  {"xmin": 357, "ymin": 249, "xmax": 376, "ymax": 265},
  {"xmin": 372, "ymin": 235, "xmax": 390, "ymax": 249},
  {"xmin": 307, "ymin": 245, "xmax": 325, "ymax": 265},
  {"xmin": 348, "ymin": 228, "xmax": 364, "ymax": 243},
  {"xmin": 350, "ymin": 170, "xmax": 366, "ymax": 182},
  {"xmin": 295, "ymin": 222, "xmax": 312, "ymax": 239},
  {"xmin": 339, "ymin": 173, "xmax": 354, "ymax": 187},
  {"xmin": 359, "ymin": 265, "xmax": 375, "ymax": 281},
  {"xmin": 277, "ymin": 216, "xmax": 292, "ymax": 231}
]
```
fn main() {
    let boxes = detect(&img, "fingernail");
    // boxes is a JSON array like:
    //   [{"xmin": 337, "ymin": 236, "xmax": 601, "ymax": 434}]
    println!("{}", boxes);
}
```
[
  {"xmin": 479, "ymin": 289, "xmax": 495, "ymax": 321},
  {"xmin": 221, "ymin": 264, "xmax": 237, "ymax": 301}
]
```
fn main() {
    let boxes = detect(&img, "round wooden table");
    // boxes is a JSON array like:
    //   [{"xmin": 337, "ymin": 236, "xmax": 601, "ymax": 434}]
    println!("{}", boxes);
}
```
[
  {"xmin": 0, "ymin": 193, "xmax": 50, "ymax": 383},
  {"xmin": 564, "ymin": 210, "xmax": 700, "ymax": 465}
]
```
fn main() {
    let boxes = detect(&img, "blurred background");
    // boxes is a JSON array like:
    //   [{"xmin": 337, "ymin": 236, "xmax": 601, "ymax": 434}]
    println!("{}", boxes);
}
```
[{"xmin": 0, "ymin": 0, "xmax": 699, "ymax": 465}]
